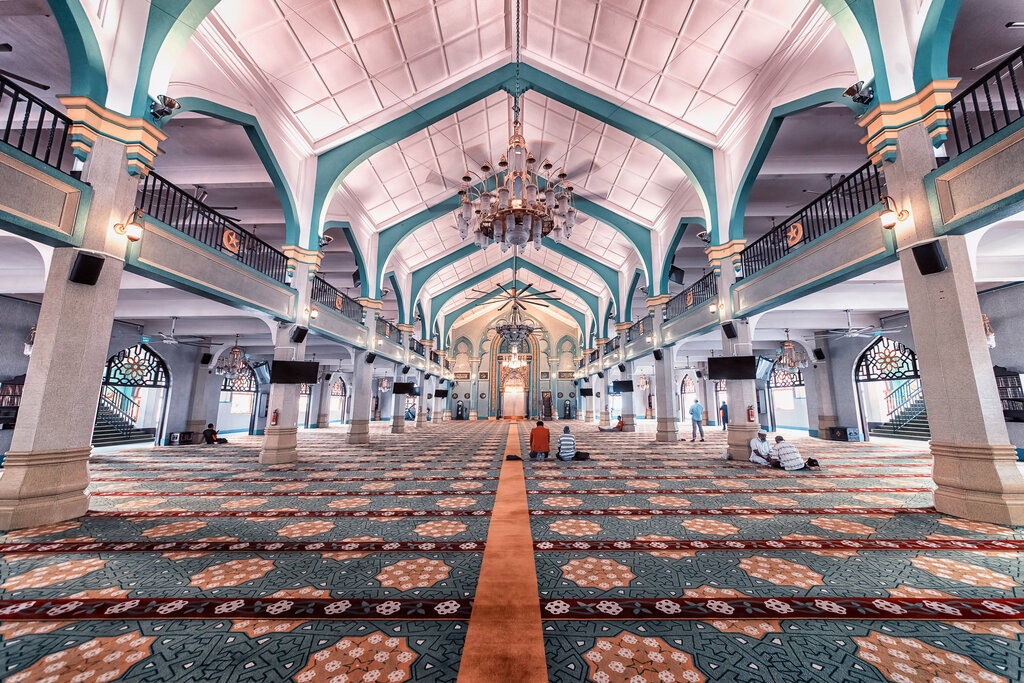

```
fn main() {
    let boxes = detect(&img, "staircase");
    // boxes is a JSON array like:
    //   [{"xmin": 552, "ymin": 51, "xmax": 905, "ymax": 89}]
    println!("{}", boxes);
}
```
[
  {"xmin": 869, "ymin": 397, "xmax": 931, "ymax": 441},
  {"xmin": 868, "ymin": 378, "xmax": 931, "ymax": 441},
  {"xmin": 92, "ymin": 387, "xmax": 155, "ymax": 447}
]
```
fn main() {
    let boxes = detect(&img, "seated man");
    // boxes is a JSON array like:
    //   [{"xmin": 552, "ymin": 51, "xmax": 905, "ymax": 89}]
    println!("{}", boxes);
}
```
[
  {"xmin": 202, "ymin": 423, "xmax": 228, "ymax": 445},
  {"xmin": 529, "ymin": 420, "xmax": 551, "ymax": 460},
  {"xmin": 598, "ymin": 417, "xmax": 624, "ymax": 432},
  {"xmin": 557, "ymin": 426, "xmax": 577, "ymax": 461},
  {"xmin": 769, "ymin": 435, "xmax": 819, "ymax": 471},
  {"xmin": 749, "ymin": 429, "xmax": 772, "ymax": 466}
]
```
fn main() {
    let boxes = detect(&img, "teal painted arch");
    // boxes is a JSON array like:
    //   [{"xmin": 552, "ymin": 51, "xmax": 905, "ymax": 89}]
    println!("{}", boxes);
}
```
[
  {"xmin": 416, "ymin": 302, "xmax": 428, "ymax": 339},
  {"xmin": 323, "ymin": 221, "xmax": 369, "ymax": 299},
  {"xmin": 660, "ymin": 218, "xmax": 704, "ymax": 292},
  {"xmin": 384, "ymin": 271, "xmax": 405, "ymax": 324},
  {"xmin": 133, "ymin": 0, "xmax": 220, "ymax": 118},
  {"xmin": 168, "ymin": 97, "xmax": 302, "ymax": 246},
  {"xmin": 442, "ymin": 279, "xmax": 586, "ymax": 343},
  {"xmin": 600, "ymin": 299, "xmax": 615, "ymax": 339},
  {"xmin": 726, "ymin": 89, "xmax": 858, "ymax": 242},
  {"xmin": 48, "ymin": 0, "xmax": 108, "ymax": 104},
  {"xmin": 428, "ymin": 258, "xmax": 600, "ymax": 331},
  {"xmin": 625, "ymin": 269, "xmax": 643, "ymax": 322},
  {"xmin": 913, "ymin": 0, "xmax": 962, "ymax": 90},
  {"xmin": 554, "ymin": 334, "xmax": 578, "ymax": 355},
  {"xmin": 818, "ymin": 0, "xmax": 889, "ymax": 102},
  {"xmin": 407, "ymin": 238, "xmax": 619, "ymax": 327}
]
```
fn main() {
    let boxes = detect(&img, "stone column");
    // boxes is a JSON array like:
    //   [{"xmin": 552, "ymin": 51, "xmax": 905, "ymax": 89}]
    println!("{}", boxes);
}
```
[
  {"xmin": 0, "ymin": 134, "xmax": 143, "ymax": 529},
  {"xmin": 582, "ymin": 352, "xmax": 594, "ymax": 421},
  {"xmin": 612, "ymin": 322, "xmax": 635, "ymax": 431},
  {"xmin": 186, "ymin": 357, "xmax": 221, "ymax": 435},
  {"xmin": 313, "ymin": 371, "xmax": 333, "ymax": 428},
  {"xmin": 862, "ymin": 103, "xmax": 1024, "ymax": 523},
  {"xmin": 415, "ymin": 369, "xmax": 428, "ymax": 426},
  {"xmin": 653, "ymin": 348, "xmax": 678, "ymax": 442},
  {"xmin": 809, "ymin": 333, "xmax": 839, "ymax": 438},
  {"xmin": 469, "ymin": 358, "xmax": 481, "ymax": 420},
  {"xmin": 260, "ymin": 323, "xmax": 306, "ymax": 464},
  {"xmin": 391, "ymin": 381, "xmax": 405, "ymax": 434},
  {"xmin": 438, "ymin": 352, "xmax": 451, "ymax": 420},
  {"xmin": 595, "ymin": 340, "xmax": 611, "ymax": 428},
  {"xmin": 349, "ymin": 349, "xmax": 374, "ymax": 444}
]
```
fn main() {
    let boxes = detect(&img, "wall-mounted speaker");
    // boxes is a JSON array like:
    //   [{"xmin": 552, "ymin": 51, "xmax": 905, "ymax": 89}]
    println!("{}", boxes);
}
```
[
  {"xmin": 68, "ymin": 252, "xmax": 104, "ymax": 285},
  {"xmin": 696, "ymin": 370, "xmax": 703, "ymax": 379},
  {"xmin": 617, "ymin": 363, "xmax": 626, "ymax": 372},
  {"xmin": 812, "ymin": 348, "xmax": 826, "ymax": 361},
  {"xmin": 401, "ymin": 365, "xmax": 410, "ymax": 374},
  {"xmin": 574, "ymin": 380, "xmax": 579, "ymax": 386},
  {"xmin": 352, "ymin": 270, "xmax": 361, "ymax": 288},
  {"xmin": 583, "ymin": 377, "xmax": 589, "ymax": 383},
  {"xmin": 290, "ymin": 326, "xmax": 308, "ymax": 343},
  {"xmin": 597, "ymin": 371, "xmax": 605, "ymax": 379},
  {"xmin": 722, "ymin": 321, "xmax": 738, "ymax": 339},
  {"xmin": 912, "ymin": 240, "xmax": 948, "ymax": 275},
  {"xmin": 652, "ymin": 349, "xmax": 663, "ymax": 361},
  {"xmin": 424, "ymin": 373, "xmax": 431, "ymax": 380},
  {"xmin": 199, "ymin": 352, "xmax": 213, "ymax": 365},
  {"xmin": 323, "ymin": 372, "xmax": 332, "ymax": 382},
  {"xmin": 365, "ymin": 352, "xmax": 377, "ymax": 364}
]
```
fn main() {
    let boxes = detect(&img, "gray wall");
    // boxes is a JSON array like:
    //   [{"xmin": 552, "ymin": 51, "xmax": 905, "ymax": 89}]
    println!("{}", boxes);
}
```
[{"xmin": 980, "ymin": 283, "xmax": 1024, "ymax": 451}]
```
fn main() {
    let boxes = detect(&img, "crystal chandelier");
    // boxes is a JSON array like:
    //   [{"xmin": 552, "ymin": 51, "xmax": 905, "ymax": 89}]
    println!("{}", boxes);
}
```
[
  {"xmin": 496, "ymin": 306, "xmax": 534, "ymax": 345},
  {"xmin": 502, "ymin": 346, "xmax": 526, "ymax": 370},
  {"xmin": 215, "ymin": 335, "xmax": 247, "ymax": 379},
  {"xmin": 454, "ymin": 0, "xmax": 576, "ymax": 253},
  {"xmin": 635, "ymin": 375, "xmax": 649, "ymax": 391},
  {"xmin": 377, "ymin": 376, "xmax": 392, "ymax": 393},
  {"xmin": 777, "ymin": 329, "xmax": 809, "ymax": 374}
]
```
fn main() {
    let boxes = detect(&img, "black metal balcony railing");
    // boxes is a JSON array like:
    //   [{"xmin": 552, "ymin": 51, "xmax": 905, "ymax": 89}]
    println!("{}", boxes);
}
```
[
  {"xmin": 375, "ymin": 318, "xmax": 403, "ymax": 345},
  {"xmin": 430, "ymin": 350, "xmax": 441, "ymax": 365},
  {"xmin": 665, "ymin": 271, "xmax": 718, "ymax": 321},
  {"xmin": 626, "ymin": 315, "xmax": 652, "ymax": 342},
  {"xmin": 137, "ymin": 172, "xmax": 290, "ymax": 283},
  {"xmin": 604, "ymin": 336, "xmax": 620, "ymax": 355},
  {"xmin": 588, "ymin": 349, "xmax": 599, "ymax": 364},
  {"xmin": 445, "ymin": 359, "xmax": 453, "ymax": 371},
  {"xmin": 0, "ymin": 73, "xmax": 73, "ymax": 173},
  {"xmin": 945, "ymin": 44, "xmax": 1024, "ymax": 157},
  {"xmin": 740, "ymin": 161, "xmax": 883, "ymax": 279},
  {"xmin": 409, "ymin": 337, "xmax": 425, "ymax": 356},
  {"xmin": 310, "ymin": 275, "xmax": 364, "ymax": 323}
]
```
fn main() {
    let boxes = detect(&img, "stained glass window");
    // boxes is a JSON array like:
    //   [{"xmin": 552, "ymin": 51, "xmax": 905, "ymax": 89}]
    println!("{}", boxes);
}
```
[
  {"xmin": 681, "ymin": 375, "xmax": 695, "ymax": 393},
  {"xmin": 222, "ymin": 365, "xmax": 257, "ymax": 392},
  {"xmin": 769, "ymin": 367, "xmax": 804, "ymax": 387},
  {"xmin": 856, "ymin": 337, "xmax": 920, "ymax": 382},
  {"xmin": 332, "ymin": 378, "xmax": 347, "ymax": 396},
  {"xmin": 103, "ymin": 344, "xmax": 169, "ymax": 388}
]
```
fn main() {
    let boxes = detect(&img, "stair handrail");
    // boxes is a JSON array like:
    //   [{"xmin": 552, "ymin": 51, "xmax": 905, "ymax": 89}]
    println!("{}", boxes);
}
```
[
  {"xmin": 883, "ymin": 379, "xmax": 926, "ymax": 432},
  {"xmin": 97, "ymin": 386, "xmax": 141, "ymax": 437}
]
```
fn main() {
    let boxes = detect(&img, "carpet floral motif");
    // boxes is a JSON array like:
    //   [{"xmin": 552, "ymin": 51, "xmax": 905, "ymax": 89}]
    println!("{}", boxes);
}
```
[
  {"xmin": 295, "ymin": 631, "xmax": 416, "ymax": 683},
  {"xmin": 854, "ymin": 631, "xmax": 1007, "ymax": 683},
  {"xmin": 376, "ymin": 558, "xmax": 451, "ymax": 590},
  {"xmin": 738, "ymin": 556, "xmax": 824, "ymax": 589},
  {"xmin": 583, "ymin": 632, "xmax": 706, "ymax": 683},
  {"xmin": 560, "ymin": 557, "xmax": 636, "ymax": 589},
  {"xmin": 189, "ymin": 558, "xmax": 275, "ymax": 589},
  {"xmin": 6, "ymin": 632, "xmax": 154, "ymax": 683}
]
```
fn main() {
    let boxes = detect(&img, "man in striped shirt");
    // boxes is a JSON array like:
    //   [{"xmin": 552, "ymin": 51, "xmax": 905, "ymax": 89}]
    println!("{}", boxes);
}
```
[{"xmin": 557, "ymin": 426, "xmax": 577, "ymax": 461}]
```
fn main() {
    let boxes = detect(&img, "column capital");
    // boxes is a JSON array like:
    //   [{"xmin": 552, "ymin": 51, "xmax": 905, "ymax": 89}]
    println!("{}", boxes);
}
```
[
  {"xmin": 420, "ymin": 340, "xmax": 434, "ymax": 349},
  {"xmin": 594, "ymin": 338, "xmax": 610, "ymax": 345},
  {"xmin": 705, "ymin": 240, "xmax": 745, "ymax": 270},
  {"xmin": 59, "ymin": 97, "xmax": 167, "ymax": 177},
  {"xmin": 282, "ymin": 245, "xmax": 324, "ymax": 280},
  {"xmin": 858, "ymin": 79, "xmax": 960, "ymax": 167},
  {"xmin": 358, "ymin": 298, "xmax": 383, "ymax": 311},
  {"xmin": 395, "ymin": 323, "xmax": 415, "ymax": 332},
  {"xmin": 614, "ymin": 321, "xmax": 632, "ymax": 333},
  {"xmin": 645, "ymin": 295, "xmax": 672, "ymax": 307}
]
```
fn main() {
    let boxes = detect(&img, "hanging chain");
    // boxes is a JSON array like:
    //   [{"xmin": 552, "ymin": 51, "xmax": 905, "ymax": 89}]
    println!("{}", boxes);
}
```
[{"xmin": 512, "ymin": 0, "xmax": 521, "ymax": 120}]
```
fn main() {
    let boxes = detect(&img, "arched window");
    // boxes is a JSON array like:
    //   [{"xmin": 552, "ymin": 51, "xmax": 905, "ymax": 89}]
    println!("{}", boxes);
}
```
[
  {"xmin": 681, "ymin": 375, "xmax": 695, "ymax": 393},
  {"xmin": 769, "ymin": 367, "xmax": 804, "ymax": 387},
  {"xmin": 332, "ymin": 378, "xmax": 347, "ymax": 396},
  {"xmin": 103, "ymin": 344, "xmax": 169, "ymax": 387},
  {"xmin": 856, "ymin": 337, "xmax": 920, "ymax": 382},
  {"xmin": 300, "ymin": 383, "xmax": 312, "ymax": 396},
  {"xmin": 222, "ymin": 365, "xmax": 257, "ymax": 392}
]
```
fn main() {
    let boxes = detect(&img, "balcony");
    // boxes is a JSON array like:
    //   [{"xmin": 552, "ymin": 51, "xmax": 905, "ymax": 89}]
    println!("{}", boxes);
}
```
[{"xmin": 665, "ymin": 271, "xmax": 717, "ymax": 321}]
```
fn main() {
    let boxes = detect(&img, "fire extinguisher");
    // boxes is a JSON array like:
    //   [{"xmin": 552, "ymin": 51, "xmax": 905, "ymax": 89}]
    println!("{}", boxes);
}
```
[
  {"xmin": 270, "ymin": 409, "xmax": 279, "ymax": 426},
  {"xmin": 747, "ymin": 405, "xmax": 755, "ymax": 422}
]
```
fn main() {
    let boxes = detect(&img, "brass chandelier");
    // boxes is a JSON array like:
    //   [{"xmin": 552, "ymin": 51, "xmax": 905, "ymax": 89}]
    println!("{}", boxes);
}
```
[
  {"xmin": 214, "ymin": 335, "xmax": 247, "ymax": 379},
  {"xmin": 454, "ymin": 0, "xmax": 576, "ymax": 253},
  {"xmin": 777, "ymin": 329, "xmax": 809, "ymax": 374}
]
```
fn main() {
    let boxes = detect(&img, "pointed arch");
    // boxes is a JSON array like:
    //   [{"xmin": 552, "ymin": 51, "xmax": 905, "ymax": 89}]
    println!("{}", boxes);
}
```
[{"xmin": 48, "ymin": 0, "xmax": 108, "ymax": 103}]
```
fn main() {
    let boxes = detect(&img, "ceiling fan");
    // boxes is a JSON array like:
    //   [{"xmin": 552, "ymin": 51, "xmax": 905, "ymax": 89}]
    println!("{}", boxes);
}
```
[
  {"xmin": 821, "ymin": 310, "xmax": 905, "ymax": 341},
  {"xmin": 0, "ymin": 43, "xmax": 51, "ymax": 90},
  {"xmin": 464, "ymin": 253, "xmax": 559, "ymax": 310},
  {"xmin": 155, "ymin": 317, "xmax": 221, "ymax": 347}
]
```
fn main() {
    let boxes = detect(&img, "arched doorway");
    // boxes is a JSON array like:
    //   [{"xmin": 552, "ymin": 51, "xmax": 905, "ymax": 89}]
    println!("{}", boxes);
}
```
[
  {"xmin": 490, "ymin": 335, "xmax": 538, "ymax": 418},
  {"xmin": 217, "ymin": 364, "xmax": 259, "ymax": 436},
  {"xmin": 331, "ymin": 378, "xmax": 347, "ymax": 424},
  {"xmin": 299, "ymin": 382, "xmax": 313, "ymax": 428},
  {"xmin": 855, "ymin": 337, "xmax": 928, "ymax": 441},
  {"xmin": 501, "ymin": 372, "xmax": 527, "ymax": 419},
  {"xmin": 767, "ymin": 366, "xmax": 807, "ymax": 432},
  {"xmin": 680, "ymin": 374, "xmax": 696, "ymax": 419},
  {"xmin": 95, "ymin": 344, "xmax": 170, "ymax": 447}
]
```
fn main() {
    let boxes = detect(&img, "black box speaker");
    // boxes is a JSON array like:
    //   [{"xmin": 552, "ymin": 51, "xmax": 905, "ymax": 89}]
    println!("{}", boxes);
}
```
[
  {"xmin": 365, "ymin": 352, "xmax": 376, "ymax": 363},
  {"xmin": 424, "ymin": 373, "xmax": 431, "ymax": 380},
  {"xmin": 352, "ymin": 270, "xmax": 361, "ymax": 288},
  {"xmin": 290, "ymin": 326, "xmax": 308, "ymax": 343},
  {"xmin": 722, "ymin": 321, "xmax": 738, "ymax": 339},
  {"xmin": 68, "ymin": 252, "xmax": 104, "ymax": 285},
  {"xmin": 617, "ymin": 363, "xmax": 626, "ymax": 372},
  {"xmin": 401, "ymin": 365, "xmax": 410, "ymax": 374},
  {"xmin": 652, "ymin": 349, "xmax": 663, "ymax": 361},
  {"xmin": 696, "ymin": 370, "xmax": 703, "ymax": 378},
  {"xmin": 323, "ymin": 372, "xmax": 332, "ymax": 382},
  {"xmin": 812, "ymin": 347, "xmax": 826, "ymax": 361},
  {"xmin": 912, "ymin": 240, "xmax": 948, "ymax": 275},
  {"xmin": 200, "ymin": 352, "xmax": 213, "ymax": 365},
  {"xmin": 583, "ymin": 377, "xmax": 589, "ymax": 382},
  {"xmin": 597, "ymin": 371, "xmax": 605, "ymax": 379}
]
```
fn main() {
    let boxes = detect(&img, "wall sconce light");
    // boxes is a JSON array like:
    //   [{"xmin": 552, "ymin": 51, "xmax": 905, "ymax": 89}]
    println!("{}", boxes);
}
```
[
  {"xmin": 879, "ymin": 195, "xmax": 910, "ymax": 229},
  {"xmin": 113, "ymin": 210, "xmax": 144, "ymax": 242},
  {"xmin": 23, "ymin": 325, "xmax": 35, "ymax": 356},
  {"xmin": 708, "ymin": 302, "xmax": 717, "ymax": 313},
  {"xmin": 983, "ymin": 313, "xmax": 996, "ymax": 348},
  {"xmin": 150, "ymin": 94, "xmax": 180, "ymax": 120},
  {"xmin": 306, "ymin": 306, "xmax": 319, "ymax": 320}
]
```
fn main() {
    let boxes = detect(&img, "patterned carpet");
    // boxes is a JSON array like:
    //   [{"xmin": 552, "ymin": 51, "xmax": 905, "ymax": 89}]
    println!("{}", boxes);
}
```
[{"xmin": 1, "ymin": 421, "xmax": 1023, "ymax": 682}]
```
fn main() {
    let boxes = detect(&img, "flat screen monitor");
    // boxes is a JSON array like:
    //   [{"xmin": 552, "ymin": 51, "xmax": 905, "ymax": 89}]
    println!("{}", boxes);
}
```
[
  {"xmin": 392, "ymin": 382, "xmax": 414, "ymax": 395},
  {"xmin": 269, "ymin": 360, "xmax": 319, "ymax": 384},
  {"xmin": 755, "ymin": 356, "xmax": 776, "ymax": 381},
  {"xmin": 579, "ymin": 388, "xmax": 594, "ymax": 397},
  {"xmin": 706, "ymin": 355, "xmax": 757, "ymax": 380},
  {"xmin": 251, "ymin": 361, "xmax": 271, "ymax": 386},
  {"xmin": 434, "ymin": 389, "xmax": 449, "ymax": 398},
  {"xmin": 612, "ymin": 380, "xmax": 634, "ymax": 393}
]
